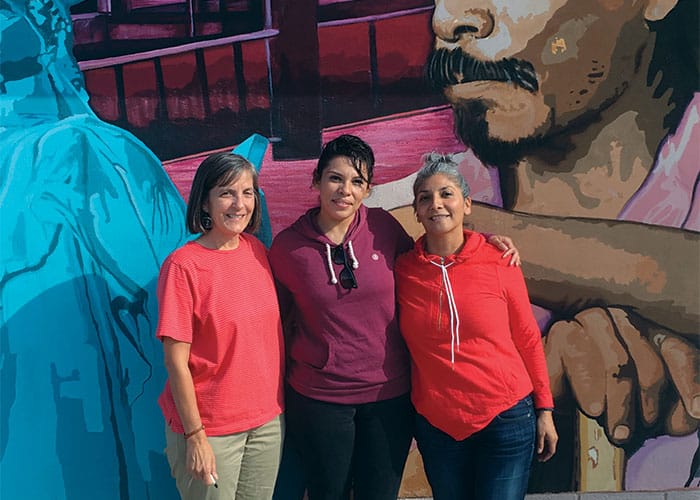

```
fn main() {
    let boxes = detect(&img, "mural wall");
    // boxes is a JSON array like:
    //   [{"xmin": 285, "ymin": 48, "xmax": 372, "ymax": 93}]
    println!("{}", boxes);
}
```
[{"xmin": 1, "ymin": 0, "xmax": 697, "ymax": 498}]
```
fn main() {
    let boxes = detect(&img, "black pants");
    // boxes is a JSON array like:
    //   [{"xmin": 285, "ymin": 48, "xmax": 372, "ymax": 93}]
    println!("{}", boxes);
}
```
[{"xmin": 284, "ymin": 387, "xmax": 414, "ymax": 500}]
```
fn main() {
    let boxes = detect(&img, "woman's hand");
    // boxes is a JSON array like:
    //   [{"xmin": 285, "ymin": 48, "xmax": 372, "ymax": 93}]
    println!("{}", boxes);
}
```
[
  {"xmin": 487, "ymin": 234, "xmax": 521, "ymax": 266},
  {"xmin": 536, "ymin": 410, "xmax": 558, "ymax": 462},
  {"xmin": 186, "ymin": 431, "xmax": 218, "ymax": 485}
]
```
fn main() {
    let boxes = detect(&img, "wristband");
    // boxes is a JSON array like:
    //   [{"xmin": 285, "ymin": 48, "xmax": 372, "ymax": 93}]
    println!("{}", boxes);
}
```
[
  {"xmin": 536, "ymin": 407, "xmax": 554, "ymax": 412},
  {"xmin": 184, "ymin": 424, "xmax": 205, "ymax": 439}
]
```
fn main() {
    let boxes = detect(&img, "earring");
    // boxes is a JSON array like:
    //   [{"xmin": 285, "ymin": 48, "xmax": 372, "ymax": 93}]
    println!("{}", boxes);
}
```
[{"xmin": 202, "ymin": 212, "xmax": 213, "ymax": 230}]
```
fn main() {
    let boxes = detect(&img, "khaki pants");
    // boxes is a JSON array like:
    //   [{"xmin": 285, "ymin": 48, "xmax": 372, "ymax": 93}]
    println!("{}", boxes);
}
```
[{"xmin": 165, "ymin": 414, "xmax": 284, "ymax": 500}]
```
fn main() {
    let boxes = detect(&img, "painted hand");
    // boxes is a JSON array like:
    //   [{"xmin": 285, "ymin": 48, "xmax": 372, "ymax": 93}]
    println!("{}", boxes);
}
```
[{"xmin": 544, "ymin": 306, "xmax": 700, "ymax": 451}]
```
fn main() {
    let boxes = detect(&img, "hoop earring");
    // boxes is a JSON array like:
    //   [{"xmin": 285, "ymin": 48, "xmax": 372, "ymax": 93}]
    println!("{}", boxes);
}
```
[{"xmin": 202, "ymin": 212, "xmax": 213, "ymax": 230}]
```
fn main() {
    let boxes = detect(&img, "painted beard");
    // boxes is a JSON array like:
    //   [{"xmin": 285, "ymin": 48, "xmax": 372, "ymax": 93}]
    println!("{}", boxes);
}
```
[
  {"xmin": 427, "ymin": 48, "xmax": 545, "ymax": 167},
  {"xmin": 452, "ymin": 101, "xmax": 544, "ymax": 168}
]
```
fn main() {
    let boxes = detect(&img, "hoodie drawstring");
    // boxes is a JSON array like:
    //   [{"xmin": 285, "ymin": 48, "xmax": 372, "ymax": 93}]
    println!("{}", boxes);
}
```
[
  {"xmin": 325, "ymin": 241, "xmax": 359, "ymax": 285},
  {"xmin": 429, "ymin": 259, "xmax": 460, "ymax": 364},
  {"xmin": 346, "ymin": 241, "xmax": 359, "ymax": 269},
  {"xmin": 325, "ymin": 244, "xmax": 338, "ymax": 284}
]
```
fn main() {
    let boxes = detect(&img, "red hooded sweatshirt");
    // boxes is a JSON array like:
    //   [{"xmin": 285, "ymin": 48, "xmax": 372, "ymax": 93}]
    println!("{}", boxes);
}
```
[{"xmin": 395, "ymin": 230, "xmax": 553, "ymax": 440}]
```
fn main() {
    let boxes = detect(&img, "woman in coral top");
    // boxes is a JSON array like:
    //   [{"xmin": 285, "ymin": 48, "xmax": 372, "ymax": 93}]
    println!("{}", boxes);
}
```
[
  {"xmin": 395, "ymin": 153, "xmax": 558, "ymax": 500},
  {"xmin": 156, "ymin": 152, "xmax": 284, "ymax": 499}
]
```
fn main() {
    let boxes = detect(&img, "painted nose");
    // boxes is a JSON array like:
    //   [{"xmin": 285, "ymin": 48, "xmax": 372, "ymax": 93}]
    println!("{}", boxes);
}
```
[{"xmin": 433, "ymin": 2, "xmax": 495, "ymax": 43}]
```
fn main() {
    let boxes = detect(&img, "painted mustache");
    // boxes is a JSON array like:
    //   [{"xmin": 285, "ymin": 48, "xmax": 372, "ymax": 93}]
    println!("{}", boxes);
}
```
[{"xmin": 426, "ymin": 48, "xmax": 539, "ymax": 93}]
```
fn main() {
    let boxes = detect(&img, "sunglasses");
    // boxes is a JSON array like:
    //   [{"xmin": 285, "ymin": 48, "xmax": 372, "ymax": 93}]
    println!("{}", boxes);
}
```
[{"xmin": 332, "ymin": 245, "xmax": 358, "ymax": 289}]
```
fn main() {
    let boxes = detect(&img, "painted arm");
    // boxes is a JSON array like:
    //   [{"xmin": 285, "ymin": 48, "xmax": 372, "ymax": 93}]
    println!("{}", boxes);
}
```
[
  {"xmin": 478, "ymin": 207, "xmax": 700, "ymax": 337},
  {"xmin": 397, "ymin": 202, "xmax": 699, "ymax": 336},
  {"xmin": 469, "ymin": 204, "xmax": 700, "ymax": 451}
]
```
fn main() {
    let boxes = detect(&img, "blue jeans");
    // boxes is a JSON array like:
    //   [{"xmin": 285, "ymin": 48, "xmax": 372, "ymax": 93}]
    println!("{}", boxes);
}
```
[{"xmin": 415, "ymin": 395, "xmax": 536, "ymax": 500}]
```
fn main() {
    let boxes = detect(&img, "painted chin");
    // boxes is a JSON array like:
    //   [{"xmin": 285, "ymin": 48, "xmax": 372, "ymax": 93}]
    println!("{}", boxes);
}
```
[{"xmin": 446, "ymin": 82, "xmax": 550, "ymax": 141}]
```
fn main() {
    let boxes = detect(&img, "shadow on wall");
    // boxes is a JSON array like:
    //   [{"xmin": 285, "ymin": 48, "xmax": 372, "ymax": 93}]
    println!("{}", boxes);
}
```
[{"xmin": 2, "ymin": 277, "xmax": 176, "ymax": 499}]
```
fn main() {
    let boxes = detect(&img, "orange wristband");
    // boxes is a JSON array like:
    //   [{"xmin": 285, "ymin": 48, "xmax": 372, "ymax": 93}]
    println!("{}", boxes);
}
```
[{"xmin": 184, "ymin": 424, "xmax": 205, "ymax": 439}]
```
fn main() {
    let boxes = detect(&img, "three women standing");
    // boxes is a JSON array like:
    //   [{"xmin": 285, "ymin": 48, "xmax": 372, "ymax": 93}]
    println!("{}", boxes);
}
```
[{"xmin": 155, "ymin": 138, "xmax": 549, "ymax": 500}]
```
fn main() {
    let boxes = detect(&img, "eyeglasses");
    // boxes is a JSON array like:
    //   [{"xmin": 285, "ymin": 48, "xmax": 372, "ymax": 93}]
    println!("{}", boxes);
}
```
[{"xmin": 332, "ymin": 245, "xmax": 358, "ymax": 289}]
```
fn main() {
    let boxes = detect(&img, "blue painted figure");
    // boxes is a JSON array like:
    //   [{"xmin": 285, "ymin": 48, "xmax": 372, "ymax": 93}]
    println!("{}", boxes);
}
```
[
  {"xmin": 0, "ymin": 0, "xmax": 188, "ymax": 497},
  {"xmin": 231, "ymin": 133, "xmax": 273, "ymax": 248}
]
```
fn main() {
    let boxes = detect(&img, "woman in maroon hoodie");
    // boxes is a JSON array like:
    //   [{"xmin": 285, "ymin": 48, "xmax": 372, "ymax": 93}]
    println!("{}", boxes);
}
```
[
  {"xmin": 269, "ymin": 136, "xmax": 520, "ymax": 500},
  {"xmin": 395, "ymin": 153, "xmax": 558, "ymax": 500},
  {"xmin": 268, "ymin": 135, "xmax": 413, "ymax": 499}
]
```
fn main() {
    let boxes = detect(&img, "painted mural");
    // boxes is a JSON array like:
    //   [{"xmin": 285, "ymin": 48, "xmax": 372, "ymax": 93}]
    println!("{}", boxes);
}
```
[{"xmin": 0, "ymin": 0, "xmax": 697, "ymax": 498}]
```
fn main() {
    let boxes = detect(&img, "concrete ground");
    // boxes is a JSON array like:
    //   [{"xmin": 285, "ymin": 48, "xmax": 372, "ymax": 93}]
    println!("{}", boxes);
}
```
[{"xmin": 402, "ymin": 490, "xmax": 699, "ymax": 500}]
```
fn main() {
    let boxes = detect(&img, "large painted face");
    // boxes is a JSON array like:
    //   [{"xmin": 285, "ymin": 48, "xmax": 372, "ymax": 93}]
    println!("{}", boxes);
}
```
[{"xmin": 427, "ymin": 0, "xmax": 678, "ymax": 164}]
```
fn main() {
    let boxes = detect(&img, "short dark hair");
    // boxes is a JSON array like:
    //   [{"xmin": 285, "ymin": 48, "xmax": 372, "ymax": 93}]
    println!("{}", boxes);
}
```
[
  {"xmin": 186, "ymin": 152, "xmax": 262, "ymax": 234},
  {"xmin": 312, "ymin": 134, "xmax": 375, "ymax": 186}
]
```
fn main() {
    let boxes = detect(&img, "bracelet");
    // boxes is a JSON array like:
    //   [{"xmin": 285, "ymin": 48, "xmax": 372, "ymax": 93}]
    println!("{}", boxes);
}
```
[
  {"xmin": 184, "ymin": 424, "xmax": 205, "ymax": 439},
  {"xmin": 536, "ymin": 407, "xmax": 554, "ymax": 412}
]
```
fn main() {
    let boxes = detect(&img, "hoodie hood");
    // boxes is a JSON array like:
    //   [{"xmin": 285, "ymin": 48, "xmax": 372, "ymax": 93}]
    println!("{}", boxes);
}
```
[
  {"xmin": 291, "ymin": 204, "xmax": 369, "ymax": 245},
  {"xmin": 413, "ymin": 229, "xmax": 486, "ymax": 266},
  {"xmin": 291, "ymin": 204, "xmax": 369, "ymax": 285}
]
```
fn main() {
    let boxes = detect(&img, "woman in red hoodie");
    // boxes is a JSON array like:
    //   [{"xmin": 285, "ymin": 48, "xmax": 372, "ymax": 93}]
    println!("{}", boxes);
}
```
[{"xmin": 395, "ymin": 153, "xmax": 558, "ymax": 500}]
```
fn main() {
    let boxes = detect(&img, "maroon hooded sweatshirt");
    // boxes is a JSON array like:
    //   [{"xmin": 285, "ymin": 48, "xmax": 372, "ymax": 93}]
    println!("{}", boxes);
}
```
[{"xmin": 268, "ymin": 204, "xmax": 413, "ymax": 404}]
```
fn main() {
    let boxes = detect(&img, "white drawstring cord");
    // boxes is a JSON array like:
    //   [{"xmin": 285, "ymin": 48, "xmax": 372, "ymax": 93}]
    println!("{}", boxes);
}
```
[
  {"xmin": 346, "ymin": 240, "xmax": 359, "ymax": 269},
  {"xmin": 430, "ymin": 260, "xmax": 460, "ymax": 364},
  {"xmin": 325, "ymin": 241, "xmax": 358, "ymax": 284},
  {"xmin": 325, "ymin": 243, "xmax": 338, "ymax": 284}
]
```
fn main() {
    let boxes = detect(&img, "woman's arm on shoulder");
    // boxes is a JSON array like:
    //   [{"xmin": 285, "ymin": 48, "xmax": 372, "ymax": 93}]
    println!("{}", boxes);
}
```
[{"xmin": 485, "ymin": 234, "xmax": 521, "ymax": 266}]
